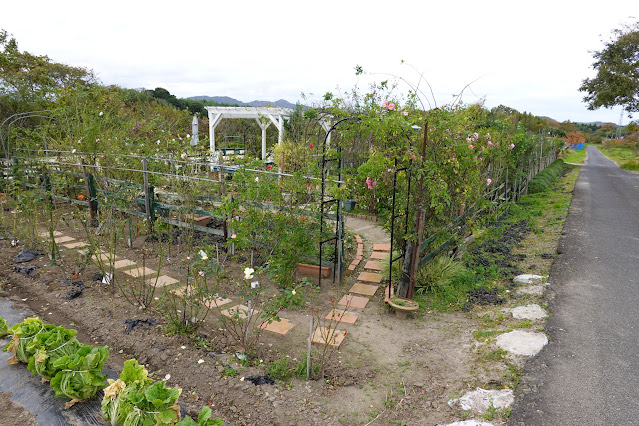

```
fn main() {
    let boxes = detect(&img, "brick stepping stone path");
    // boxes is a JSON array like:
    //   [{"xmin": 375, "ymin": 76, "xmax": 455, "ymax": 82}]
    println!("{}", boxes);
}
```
[
  {"xmin": 54, "ymin": 235, "xmax": 76, "ymax": 244},
  {"xmin": 364, "ymin": 260, "xmax": 381, "ymax": 271},
  {"xmin": 259, "ymin": 318, "xmax": 295, "ymax": 334},
  {"xmin": 337, "ymin": 294, "xmax": 369, "ymax": 309},
  {"xmin": 349, "ymin": 283, "xmax": 378, "ymax": 297},
  {"xmin": 311, "ymin": 326, "xmax": 347, "ymax": 348},
  {"xmin": 369, "ymin": 251, "xmax": 389, "ymax": 260},
  {"xmin": 325, "ymin": 309, "xmax": 358, "ymax": 324},
  {"xmin": 357, "ymin": 271, "xmax": 382, "ymax": 284},
  {"xmin": 146, "ymin": 275, "xmax": 179, "ymax": 287},
  {"xmin": 112, "ymin": 259, "xmax": 137, "ymax": 269},
  {"xmin": 62, "ymin": 241, "xmax": 88, "ymax": 249},
  {"xmin": 123, "ymin": 266, "xmax": 156, "ymax": 278}
]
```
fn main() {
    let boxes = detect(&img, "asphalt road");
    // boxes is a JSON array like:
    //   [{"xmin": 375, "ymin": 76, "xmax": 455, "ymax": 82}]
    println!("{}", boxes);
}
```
[{"xmin": 509, "ymin": 146, "xmax": 639, "ymax": 425}]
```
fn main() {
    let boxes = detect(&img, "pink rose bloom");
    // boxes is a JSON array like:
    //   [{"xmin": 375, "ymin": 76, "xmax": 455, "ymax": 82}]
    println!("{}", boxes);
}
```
[
  {"xmin": 486, "ymin": 178, "xmax": 492, "ymax": 185},
  {"xmin": 473, "ymin": 132, "xmax": 479, "ymax": 140},
  {"xmin": 388, "ymin": 103, "xmax": 395, "ymax": 110},
  {"xmin": 366, "ymin": 177, "xmax": 374, "ymax": 190},
  {"xmin": 231, "ymin": 234, "xmax": 237, "ymax": 239},
  {"xmin": 487, "ymin": 141, "xmax": 494, "ymax": 147},
  {"xmin": 468, "ymin": 145, "xmax": 475, "ymax": 149},
  {"xmin": 266, "ymin": 165, "xmax": 273, "ymax": 170},
  {"xmin": 372, "ymin": 181, "xmax": 377, "ymax": 188},
  {"xmin": 466, "ymin": 137, "xmax": 473, "ymax": 143},
  {"xmin": 381, "ymin": 100, "xmax": 389, "ymax": 108},
  {"xmin": 401, "ymin": 111, "xmax": 409, "ymax": 116},
  {"xmin": 301, "ymin": 217, "xmax": 307, "ymax": 222},
  {"xmin": 509, "ymin": 143, "xmax": 515, "ymax": 150},
  {"xmin": 309, "ymin": 143, "xmax": 314, "ymax": 148},
  {"xmin": 198, "ymin": 270, "xmax": 205, "ymax": 277},
  {"xmin": 452, "ymin": 152, "xmax": 456, "ymax": 158}
]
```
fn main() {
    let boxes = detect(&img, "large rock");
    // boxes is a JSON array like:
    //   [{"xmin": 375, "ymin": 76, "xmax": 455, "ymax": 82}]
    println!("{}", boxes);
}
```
[
  {"xmin": 447, "ymin": 388, "xmax": 514, "ymax": 414},
  {"xmin": 513, "ymin": 274, "xmax": 545, "ymax": 285},
  {"xmin": 496, "ymin": 330, "xmax": 548, "ymax": 356},
  {"xmin": 511, "ymin": 304, "xmax": 548, "ymax": 320}
]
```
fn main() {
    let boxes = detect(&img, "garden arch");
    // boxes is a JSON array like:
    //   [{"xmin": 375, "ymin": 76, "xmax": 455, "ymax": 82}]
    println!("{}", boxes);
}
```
[{"xmin": 205, "ymin": 106, "xmax": 294, "ymax": 160}]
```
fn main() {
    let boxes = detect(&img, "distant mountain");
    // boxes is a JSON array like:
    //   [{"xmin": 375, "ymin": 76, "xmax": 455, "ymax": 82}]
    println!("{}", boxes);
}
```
[{"xmin": 188, "ymin": 96, "xmax": 297, "ymax": 109}]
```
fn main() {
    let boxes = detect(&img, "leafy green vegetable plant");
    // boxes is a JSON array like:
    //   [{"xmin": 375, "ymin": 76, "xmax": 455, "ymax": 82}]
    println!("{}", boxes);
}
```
[
  {"xmin": 0, "ymin": 316, "xmax": 8, "ymax": 338},
  {"xmin": 50, "ymin": 344, "xmax": 110, "ymax": 408},
  {"xmin": 27, "ymin": 325, "xmax": 82, "ymax": 381},
  {"xmin": 176, "ymin": 406, "xmax": 223, "ymax": 426},
  {"xmin": 3, "ymin": 317, "xmax": 50, "ymax": 364}
]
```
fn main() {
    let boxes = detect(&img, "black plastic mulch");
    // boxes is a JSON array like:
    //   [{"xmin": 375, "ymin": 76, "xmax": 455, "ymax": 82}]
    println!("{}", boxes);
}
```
[{"xmin": 123, "ymin": 318, "xmax": 159, "ymax": 334}]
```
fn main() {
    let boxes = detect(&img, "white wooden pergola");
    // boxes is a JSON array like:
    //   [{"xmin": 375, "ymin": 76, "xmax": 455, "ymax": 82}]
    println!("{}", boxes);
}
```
[{"xmin": 205, "ymin": 106, "xmax": 294, "ymax": 159}]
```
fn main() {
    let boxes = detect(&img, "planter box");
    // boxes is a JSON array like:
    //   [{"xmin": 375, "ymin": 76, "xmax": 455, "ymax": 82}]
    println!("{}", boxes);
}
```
[{"xmin": 297, "ymin": 263, "xmax": 332, "ymax": 278}]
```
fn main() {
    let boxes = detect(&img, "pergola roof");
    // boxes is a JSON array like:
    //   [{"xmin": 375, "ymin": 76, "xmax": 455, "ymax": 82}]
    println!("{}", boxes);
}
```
[
  {"xmin": 204, "ymin": 106, "xmax": 294, "ymax": 119},
  {"xmin": 204, "ymin": 106, "xmax": 295, "ymax": 159}
]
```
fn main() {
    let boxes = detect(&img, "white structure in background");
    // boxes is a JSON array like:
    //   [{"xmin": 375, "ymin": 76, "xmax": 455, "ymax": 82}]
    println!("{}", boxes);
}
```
[
  {"xmin": 190, "ymin": 116, "xmax": 199, "ymax": 146},
  {"xmin": 205, "ymin": 106, "xmax": 294, "ymax": 160}
]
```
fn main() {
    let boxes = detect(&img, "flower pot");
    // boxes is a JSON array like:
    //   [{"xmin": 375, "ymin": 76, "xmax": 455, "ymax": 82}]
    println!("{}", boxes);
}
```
[
  {"xmin": 388, "ymin": 297, "xmax": 419, "ymax": 319},
  {"xmin": 297, "ymin": 263, "xmax": 332, "ymax": 278},
  {"xmin": 342, "ymin": 200, "xmax": 357, "ymax": 212}
]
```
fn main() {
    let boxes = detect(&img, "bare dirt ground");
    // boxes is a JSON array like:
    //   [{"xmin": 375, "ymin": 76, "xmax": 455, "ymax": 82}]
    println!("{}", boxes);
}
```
[{"xmin": 0, "ymin": 170, "xmax": 576, "ymax": 425}]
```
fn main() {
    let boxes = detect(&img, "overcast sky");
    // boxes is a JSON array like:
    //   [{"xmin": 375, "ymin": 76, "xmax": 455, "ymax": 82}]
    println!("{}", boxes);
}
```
[{"xmin": 3, "ymin": 1, "xmax": 636, "ymax": 123}]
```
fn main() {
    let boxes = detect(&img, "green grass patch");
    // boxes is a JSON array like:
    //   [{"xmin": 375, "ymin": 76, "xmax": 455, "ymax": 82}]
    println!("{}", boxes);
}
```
[
  {"xmin": 473, "ymin": 329, "xmax": 505, "ymax": 340},
  {"xmin": 600, "ymin": 147, "xmax": 638, "ymax": 164},
  {"xmin": 561, "ymin": 146, "xmax": 587, "ymax": 164},
  {"xmin": 621, "ymin": 160, "xmax": 639, "ymax": 171}
]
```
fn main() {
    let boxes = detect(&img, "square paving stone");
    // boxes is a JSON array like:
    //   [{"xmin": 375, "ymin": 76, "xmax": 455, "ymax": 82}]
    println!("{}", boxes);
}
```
[
  {"xmin": 204, "ymin": 295, "xmax": 233, "ymax": 308},
  {"xmin": 221, "ymin": 305, "xmax": 259, "ymax": 321},
  {"xmin": 123, "ymin": 267, "xmax": 156, "ymax": 278},
  {"xmin": 146, "ymin": 275, "xmax": 179, "ymax": 287},
  {"xmin": 349, "ymin": 283, "xmax": 379, "ymax": 296},
  {"xmin": 325, "ymin": 309, "xmax": 358, "ymax": 325},
  {"xmin": 370, "ymin": 251, "xmax": 389, "ymax": 260},
  {"xmin": 170, "ymin": 285, "xmax": 193, "ymax": 298},
  {"xmin": 373, "ymin": 243, "xmax": 391, "ymax": 251},
  {"xmin": 355, "ymin": 235, "xmax": 362, "ymax": 243},
  {"xmin": 112, "ymin": 259, "xmax": 137, "ymax": 270},
  {"xmin": 92, "ymin": 252, "xmax": 118, "ymax": 262},
  {"xmin": 39, "ymin": 231, "xmax": 63, "ymax": 237},
  {"xmin": 311, "ymin": 326, "xmax": 347, "ymax": 348},
  {"xmin": 338, "ymin": 294, "xmax": 369, "ymax": 309},
  {"xmin": 364, "ymin": 260, "xmax": 382, "ymax": 271},
  {"xmin": 54, "ymin": 236, "xmax": 76, "ymax": 244},
  {"xmin": 259, "ymin": 318, "xmax": 295, "ymax": 334},
  {"xmin": 357, "ymin": 272, "xmax": 382, "ymax": 284},
  {"xmin": 62, "ymin": 241, "xmax": 88, "ymax": 249}
]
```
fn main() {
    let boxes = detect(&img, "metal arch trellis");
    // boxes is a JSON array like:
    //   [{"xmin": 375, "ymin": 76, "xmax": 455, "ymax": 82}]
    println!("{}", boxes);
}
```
[
  {"xmin": 318, "ymin": 116, "xmax": 360, "ymax": 288},
  {"xmin": 387, "ymin": 158, "xmax": 412, "ymax": 300}
]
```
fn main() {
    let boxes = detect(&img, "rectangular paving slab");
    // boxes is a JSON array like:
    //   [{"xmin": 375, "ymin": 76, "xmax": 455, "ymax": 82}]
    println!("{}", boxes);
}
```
[
  {"xmin": 221, "ymin": 305, "xmax": 259, "ymax": 321},
  {"xmin": 357, "ymin": 272, "xmax": 382, "ymax": 284},
  {"xmin": 62, "ymin": 241, "xmax": 88, "ymax": 249},
  {"xmin": 364, "ymin": 260, "xmax": 382, "ymax": 271},
  {"xmin": 112, "ymin": 259, "xmax": 137, "ymax": 270},
  {"xmin": 338, "ymin": 294, "xmax": 369, "ymax": 309},
  {"xmin": 372, "ymin": 243, "xmax": 391, "ymax": 251},
  {"xmin": 39, "ymin": 231, "xmax": 63, "ymax": 237},
  {"xmin": 325, "ymin": 309, "xmax": 358, "ymax": 324},
  {"xmin": 311, "ymin": 327, "xmax": 347, "ymax": 348},
  {"xmin": 54, "ymin": 236, "xmax": 76, "ymax": 244},
  {"xmin": 370, "ymin": 251, "xmax": 389, "ymax": 260},
  {"xmin": 349, "ymin": 283, "xmax": 379, "ymax": 296},
  {"xmin": 123, "ymin": 267, "xmax": 156, "ymax": 278},
  {"xmin": 146, "ymin": 275, "xmax": 179, "ymax": 287},
  {"xmin": 204, "ymin": 295, "xmax": 233, "ymax": 308},
  {"xmin": 259, "ymin": 318, "xmax": 295, "ymax": 334},
  {"xmin": 92, "ymin": 253, "xmax": 118, "ymax": 262}
]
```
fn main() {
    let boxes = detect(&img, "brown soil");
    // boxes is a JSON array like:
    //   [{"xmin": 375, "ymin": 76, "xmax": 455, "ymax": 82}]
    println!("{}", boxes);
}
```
[
  {"xmin": 0, "ymin": 172, "xmax": 575, "ymax": 426},
  {"xmin": 0, "ymin": 393, "xmax": 38, "ymax": 426}
]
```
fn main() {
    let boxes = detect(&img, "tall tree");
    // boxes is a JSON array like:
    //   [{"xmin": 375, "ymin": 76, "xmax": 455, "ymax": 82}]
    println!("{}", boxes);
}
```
[{"xmin": 579, "ymin": 22, "xmax": 639, "ymax": 117}]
